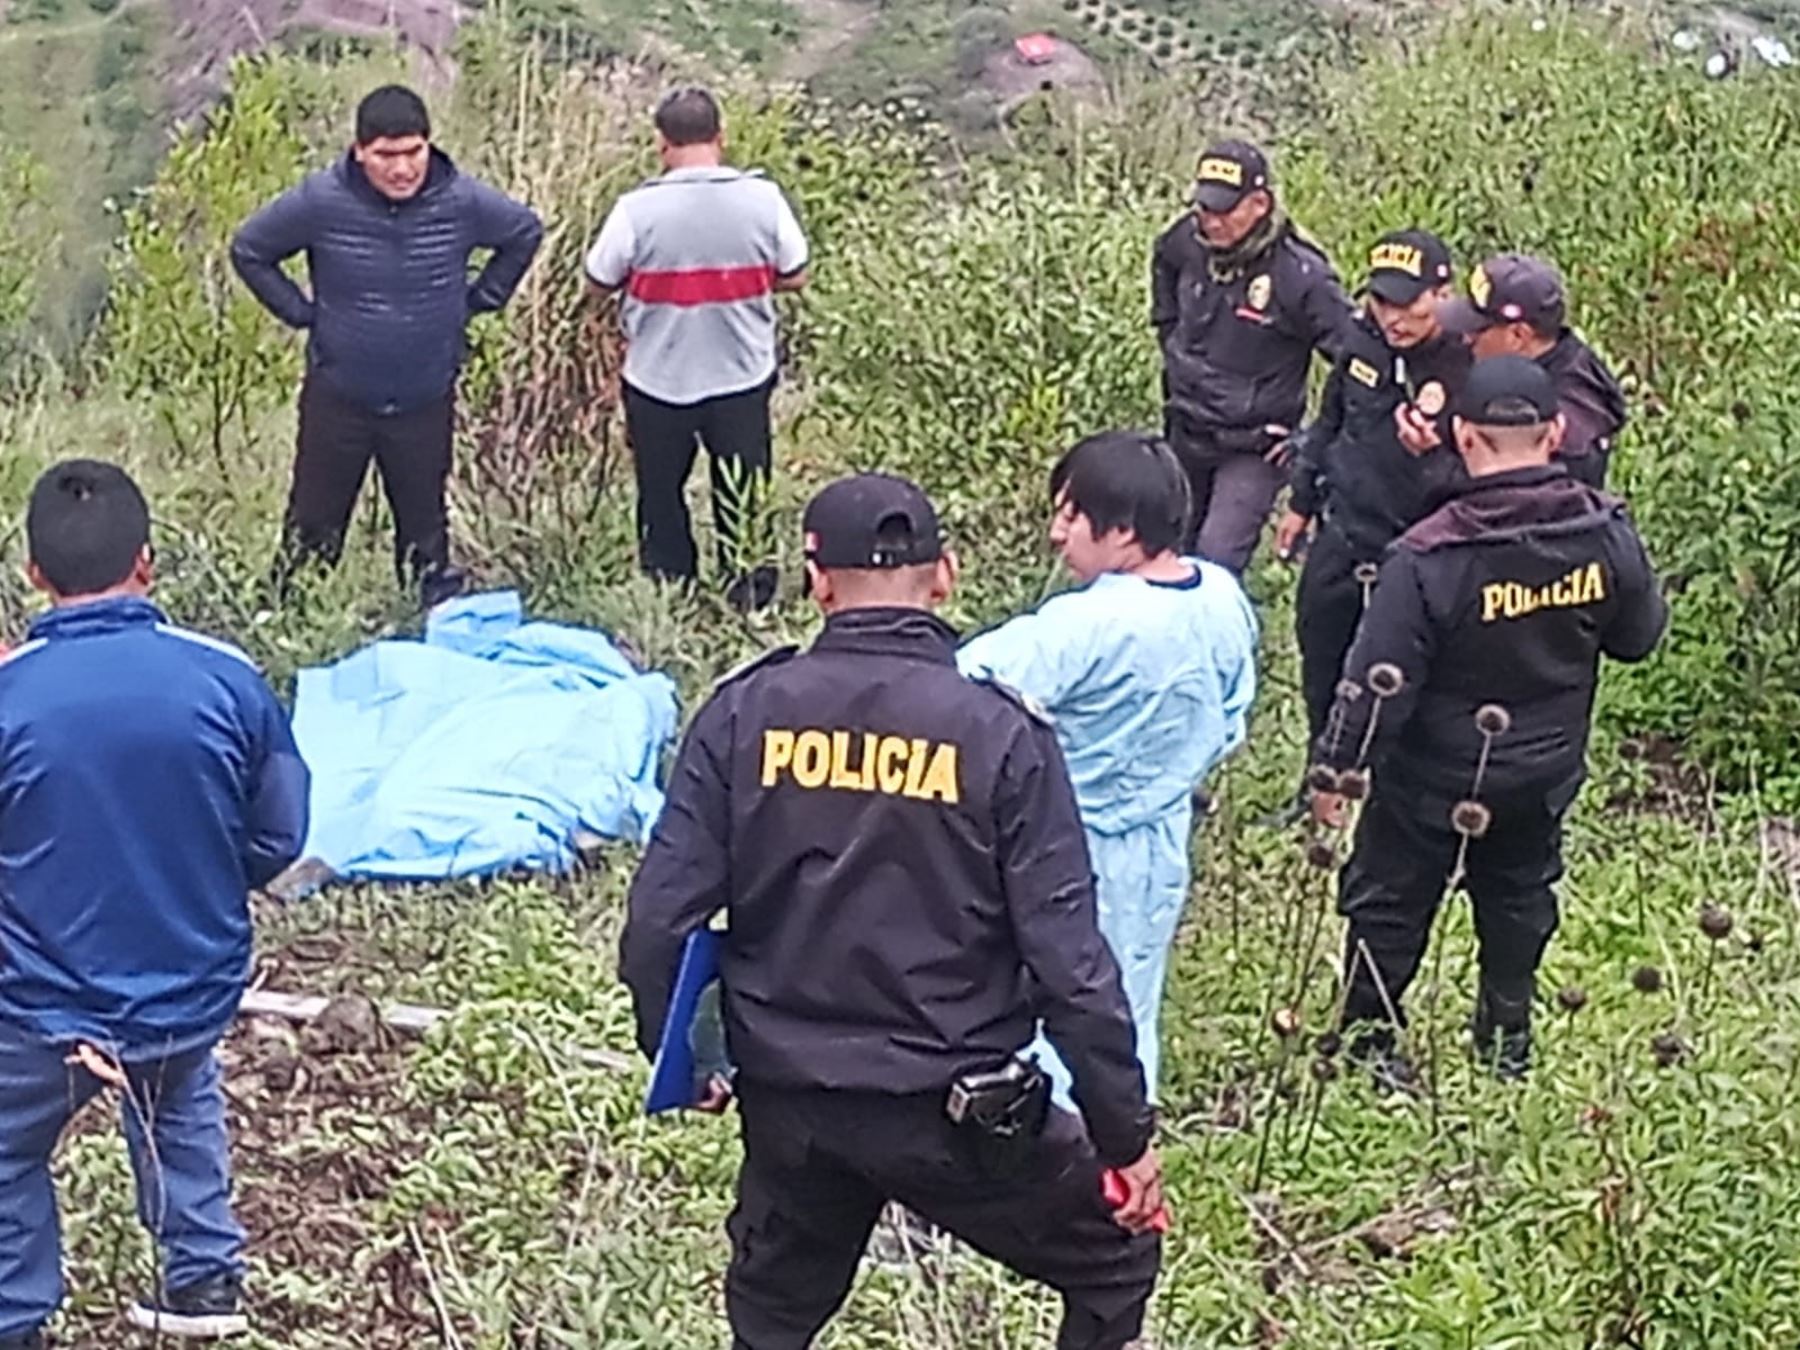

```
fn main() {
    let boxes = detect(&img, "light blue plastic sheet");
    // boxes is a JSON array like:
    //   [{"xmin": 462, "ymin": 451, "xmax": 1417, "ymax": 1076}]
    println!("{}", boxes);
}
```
[
  {"xmin": 959, "ymin": 562, "xmax": 1259, "ymax": 1100},
  {"xmin": 293, "ymin": 591, "xmax": 680, "ymax": 881}
]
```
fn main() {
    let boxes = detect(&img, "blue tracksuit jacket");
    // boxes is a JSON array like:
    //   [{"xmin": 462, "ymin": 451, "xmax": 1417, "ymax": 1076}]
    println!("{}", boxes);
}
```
[{"xmin": 0, "ymin": 597, "xmax": 309, "ymax": 1058}]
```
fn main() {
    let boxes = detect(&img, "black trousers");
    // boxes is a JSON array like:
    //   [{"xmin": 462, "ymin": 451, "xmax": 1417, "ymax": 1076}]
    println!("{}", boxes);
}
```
[
  {"xmin": 1165, "ymin": 422, "xmax": 1285, "ymax": 573},
  {"xmin": 282, "ymin": 374, "xmax": 454, "ymax": 586},
  {"xmin": 1337, "ymin": 784, "xmax": 1564, "ymax": 1033},
  {"xmin": 726, "ymin": 1080, "xmax": 1159, "ymax": 1350},
  {"xmin": 624, "ymin": 377, "xmax": 773, "ymax": 582},
  {"xmin": 1296, "ymin": 523, "xmax": 1375, "ymax": 745}
]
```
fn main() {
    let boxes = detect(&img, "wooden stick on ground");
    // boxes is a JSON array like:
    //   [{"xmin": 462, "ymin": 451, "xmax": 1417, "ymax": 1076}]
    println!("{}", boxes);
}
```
[{"xmin": 239, "ymin": 989, "xmax": 635, "ymax": 1073}]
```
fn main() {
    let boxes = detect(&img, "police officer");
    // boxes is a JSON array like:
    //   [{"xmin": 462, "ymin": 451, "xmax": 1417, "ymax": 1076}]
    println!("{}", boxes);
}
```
[
  {"xmin": 1279, "ymin": 229, "xmax": 1472, "ymax": 762},
  {"xmin": 619, "ymin": 473, "xmax": 1163, "ymax": 1350},
  {"xmin": 1310, "ymin": 358, "xmax": 1666, "ymax": 1083},
  {"xmin": 1151, "ymin": 139, "xmax": 1352, "ymax": 572},
  {"xmin": 1432, "ymin": 253, "xmax": 1627, "ymax": 488}
]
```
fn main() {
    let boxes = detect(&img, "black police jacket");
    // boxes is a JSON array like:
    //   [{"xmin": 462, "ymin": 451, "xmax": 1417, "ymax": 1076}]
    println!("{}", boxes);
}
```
[
  {"xmin": 1314, "ymin": 465, "xmax": 1666, "ymax": 813},
  {"xmin": 1151, "ymin": 216, "xmax": 1351, "ymax": 452},
  {"xmin": 1540, "ymin": 330, "xmax": 1627, "ymax": 489},
  {"xmin": 619, "ymin": 607, "xmax": 1154, "ymax": 1166},
  {"xmin": 1290, "ymin": 314, "xmax": 1472, "ymax": 560}
]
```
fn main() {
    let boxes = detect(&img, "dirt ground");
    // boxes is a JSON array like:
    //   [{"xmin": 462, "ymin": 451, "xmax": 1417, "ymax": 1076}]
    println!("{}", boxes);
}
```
[{"xmin": 55, "ymin": 929, "xmax": 453, "ymax": 1348}]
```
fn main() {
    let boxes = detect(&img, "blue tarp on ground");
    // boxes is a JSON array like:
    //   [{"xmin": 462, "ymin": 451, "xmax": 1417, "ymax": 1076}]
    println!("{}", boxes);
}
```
[{"xmin": 292, "ymin": 591, "xmax": 680, "ymax": 881}]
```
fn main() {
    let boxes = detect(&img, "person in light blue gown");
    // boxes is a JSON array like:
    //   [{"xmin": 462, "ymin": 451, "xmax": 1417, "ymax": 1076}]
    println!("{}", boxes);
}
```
[{"xmin": 960, "ymin": 431, "xmax": 1259, "ymax": 1100}]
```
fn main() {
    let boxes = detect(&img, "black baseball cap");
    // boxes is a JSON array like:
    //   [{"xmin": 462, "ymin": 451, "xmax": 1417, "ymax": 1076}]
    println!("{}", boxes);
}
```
[
  {"xmin": 1456, "ymin": 355, "xmax": 1560, "ymax": 425},
  {"xmin": 802, "ymin": 473, "xmax": 943, "ymax": 569},
  {"xmin": 1192, "ymin": 140, "xmax": 1270, "ymax": 212},
  {"xmin": 1365, "ymin": 229, "xmax": 1454, "ymax": 305},
  {"xmin": 1440, "ymin": 254, "xmax": 1567, "ymax": 335}
]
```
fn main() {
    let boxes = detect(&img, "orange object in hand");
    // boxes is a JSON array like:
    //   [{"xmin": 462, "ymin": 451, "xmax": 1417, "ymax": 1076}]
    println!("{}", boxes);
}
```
[{"xmin": 1101, "ymin": 1167, "xmax": 1171, "ymax": 1233}]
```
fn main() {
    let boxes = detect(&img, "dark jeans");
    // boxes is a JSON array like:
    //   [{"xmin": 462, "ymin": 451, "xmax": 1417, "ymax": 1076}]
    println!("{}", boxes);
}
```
[
  {"xmin": 1166, "ymin": 438, "xmax": 1285, "ymax": 573},
  {"xmin": 1337, "ymin": 785, "xmax": 1564, "ymax": 1034},
  {"xmin": 726, "ymin": 1080, "xmax": 1159, "ymax": 1350},
  {"xmin": 281, "ymin": 374, "xmax": 455, "ymax": 592},
  {"xmin": 1296, "ymin": 522, "xmax": 1374, "ymax": 744},
  {"xmin": 0, "ymin": 1021, "xmax": 244, "ymax": 1339},
  {"xmin": 624, "ymin": 377, "xmax": 774, "ymax": 583}
]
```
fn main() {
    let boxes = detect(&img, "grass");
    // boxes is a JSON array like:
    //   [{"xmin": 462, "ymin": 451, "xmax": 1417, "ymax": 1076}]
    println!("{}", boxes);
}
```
[
  {"xmin": 14, "ymin": 358, "xmax": 1800, "ymax": 1350},
  {"xmin": 0, "ymin": 0, "xmax": 166, "ymax": 349},
  {"xmin": 4, "ymin": 5, "xmax": 1800, "ymax": 1346}
]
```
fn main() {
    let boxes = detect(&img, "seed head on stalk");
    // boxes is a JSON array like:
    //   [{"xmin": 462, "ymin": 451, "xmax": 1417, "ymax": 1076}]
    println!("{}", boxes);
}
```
[
  {"xmin": 1699, "ymin": 904, "xmax": 1733, "ymax": 941},
  {"xmin": 1631, "ymin": 965, "xmax": 1664, "ymax": 994},
  {"xmin": 1474, "ymin": 704, "xmax": 1512, "ymax": 736},
  {"xmin": 1310, "ymin": 1056, "xmax": 1339, "ymax": 1084},
  {"xmin": 1304, "ymin": 840, "xmax": 1337, "ymax": 871},
  {"xmin": 1651, "ymin": 1032, "xmax": 1687, "ymax": 1068},
  {"xmin": 1314, "ymin": 1031, "xmax": 1342, "ymax": 1058},
  {"xmin": 1367, "ymin": 663, "xmax": 1405, "ymax": 698},
  {"xmin": 1270, "ymin": 1007, "xmax": 1303, "ymax": 1040},
  {"xmin": 1556, "ymin": 986, "xmax": 1588, "ymax": 1014},
  {"xmin": 1451, "ymin": 800, "xmax": 1492, "ymax": 839}
]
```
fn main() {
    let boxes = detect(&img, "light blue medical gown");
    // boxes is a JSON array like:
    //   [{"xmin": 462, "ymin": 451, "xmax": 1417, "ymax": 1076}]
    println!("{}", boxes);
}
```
[{"xmin": 959, "ymin": 561, "xmax": 1258, "ymax": 1101}]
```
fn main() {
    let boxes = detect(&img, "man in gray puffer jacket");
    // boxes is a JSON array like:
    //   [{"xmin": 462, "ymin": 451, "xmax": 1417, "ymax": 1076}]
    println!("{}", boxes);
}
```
[{"xmin": 232, "ymin": 85, "xmax": 542, "ymax": 608}]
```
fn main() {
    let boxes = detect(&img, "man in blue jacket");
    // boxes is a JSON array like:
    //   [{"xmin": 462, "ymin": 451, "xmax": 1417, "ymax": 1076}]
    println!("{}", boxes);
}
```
[
  {"xmin": 0, "ymin": 461, "xmax": 310, "ymax": 1347},
  {"xmin": 232, "ymin": 84, "xmax": 543, "ymax": 609}
]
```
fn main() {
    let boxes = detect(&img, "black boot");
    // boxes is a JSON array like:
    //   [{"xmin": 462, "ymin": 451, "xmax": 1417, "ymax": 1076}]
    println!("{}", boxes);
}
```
[
  {"xmin": 1471, "ymin": 977, "xmax": 1534, "ymax": 1082},
  {"xmin": 724, "ymin": 564, "xmax": 780, "ymax": 614}
]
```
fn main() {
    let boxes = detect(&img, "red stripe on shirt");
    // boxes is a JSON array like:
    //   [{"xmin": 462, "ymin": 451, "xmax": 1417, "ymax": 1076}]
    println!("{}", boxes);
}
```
[{"xmin": 627, "ymin": 264, "xmax": 776, "ymax": 306}]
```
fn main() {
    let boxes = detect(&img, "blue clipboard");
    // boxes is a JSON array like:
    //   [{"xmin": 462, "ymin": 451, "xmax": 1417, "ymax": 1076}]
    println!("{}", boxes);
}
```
[{"xmin": 645, "ymin": 929, "xmax": 732, "ymax": 1114}]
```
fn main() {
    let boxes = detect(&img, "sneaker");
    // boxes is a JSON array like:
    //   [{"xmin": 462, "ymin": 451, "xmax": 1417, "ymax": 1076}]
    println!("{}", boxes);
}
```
[
  {"xmin": 127, "ymin": 1273, "xmax": 248, "ymax": 1339},
  {"xmin": 0, "ymin": 1328, "xmax": 45, "ymax": 1349}
]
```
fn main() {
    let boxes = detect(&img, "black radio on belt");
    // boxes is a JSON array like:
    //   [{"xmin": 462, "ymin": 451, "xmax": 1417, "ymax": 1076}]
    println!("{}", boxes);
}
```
[{"xmin": 945, "ymin": 1056, "xmax": 1050, "ymax": 1177}]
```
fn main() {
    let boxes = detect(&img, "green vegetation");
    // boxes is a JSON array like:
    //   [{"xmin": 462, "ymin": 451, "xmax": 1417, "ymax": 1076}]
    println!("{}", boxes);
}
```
[
  {"xmin": 0, "ymin": 0, "xmax": 169, "ymax": 352},
  {"xmin": 2, "ymin": 6, "xmax": 1798, "ymax": 1347}
]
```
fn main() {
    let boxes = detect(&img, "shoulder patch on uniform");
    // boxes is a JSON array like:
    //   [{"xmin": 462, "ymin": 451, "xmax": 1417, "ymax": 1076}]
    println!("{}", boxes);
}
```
[
  {"xmin": 714, "ymin": 644, "xmax": 799, "ymax": 690},
  {"xmin": 1348, "ymin": 357, "xmax": 1383, "ymax": 388},
  {"xmin": 970, "ymin": 674, "xmax": 1054, "ymax": 726}
]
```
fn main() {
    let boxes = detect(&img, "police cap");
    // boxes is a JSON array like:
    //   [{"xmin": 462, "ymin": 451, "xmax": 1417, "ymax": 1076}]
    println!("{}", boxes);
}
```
[
  {"xmin": 803, "ymin": 472, "xmax": 944, "ymax": 569},
  {"xmin": 1457, "ymin": 355, "xmax": 1560, "ymax": 426},
  {"xmin": 1192, "ymin": 139, "xmax": 1270, "ymax": 213},
  {"xmin": 1440, "ymin": 254, "xmax": 1567, "ymax": 335},
  {"xmin": 1365, "ymin": 228, "xmax": 1454, "ymax": 305}
]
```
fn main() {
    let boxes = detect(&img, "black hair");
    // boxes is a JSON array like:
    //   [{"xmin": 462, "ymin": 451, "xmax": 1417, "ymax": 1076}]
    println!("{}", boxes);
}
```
[
  {"xmin": 1049, "ymin": 431, "xmax": 1192, "ymax": 556},
  {"xmin": 356, "ymin": 85, "xmax": 431, "ymax": 145},
  {"xmin": 654, "ymin": 86, "xmax": 722, "ymax": 146},
  {"xmin": 27, "ymin": 459, "xmax": 150, "ymax": 596}
]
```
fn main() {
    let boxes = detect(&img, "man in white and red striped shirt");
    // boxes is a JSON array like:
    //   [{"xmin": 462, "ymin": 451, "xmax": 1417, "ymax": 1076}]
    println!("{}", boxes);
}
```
[{"xmin": 587, "ymin": 87, "xmax": 810, "ymax": 611}]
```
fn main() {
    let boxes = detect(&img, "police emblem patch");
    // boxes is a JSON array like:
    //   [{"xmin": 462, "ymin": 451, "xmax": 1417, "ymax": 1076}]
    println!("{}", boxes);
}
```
[
  {"xmin": 1470, "ymin": 265, "xmax": 1493, "ymax": 309},
  {"xmin": 1247, "ymin": 274, "xmax": 1272, "ymax": 311},
  {"xmin": 1415, "ymin": 381, "xmax": 1447, "ymax": 416}
]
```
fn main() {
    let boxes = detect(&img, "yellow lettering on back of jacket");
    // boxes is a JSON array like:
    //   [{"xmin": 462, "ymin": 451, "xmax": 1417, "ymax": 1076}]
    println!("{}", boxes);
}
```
[
  {"xmin": 760, "ymin": 729, "xmax": 960, "ymax": 803},
  {"xmin": 1480, "ymin": 562, "xmax": 1607, "ymax": 622}
]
